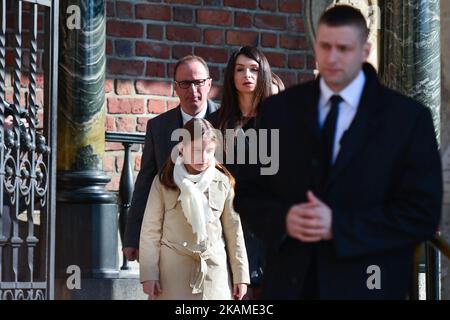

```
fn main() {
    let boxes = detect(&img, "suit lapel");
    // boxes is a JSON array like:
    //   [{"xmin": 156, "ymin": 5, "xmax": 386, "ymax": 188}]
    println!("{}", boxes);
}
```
[
  {"xmin": 301, "ymin": 79, "xmax": 322, "ymax": 144},
  {"xmin": 161, "ymin": 106, "xmax": 183, "ymax": 163},
  {"xmin": 325, "ymin": 66, "xmax": 381, "ymax": 190}
]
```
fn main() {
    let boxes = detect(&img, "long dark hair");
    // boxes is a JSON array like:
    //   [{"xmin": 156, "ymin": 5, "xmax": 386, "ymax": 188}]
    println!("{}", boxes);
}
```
[
  {"xmin": 218, "ymin": 46, "xmax": 272, "ymax": 133},
  {"xmin": 159, "ymin": 118, "xmax": 235, "ymax": 189}
]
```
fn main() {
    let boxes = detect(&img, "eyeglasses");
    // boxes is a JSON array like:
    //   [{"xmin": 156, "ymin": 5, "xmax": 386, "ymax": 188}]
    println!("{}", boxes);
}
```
[{"xmin": 174, "ymin": 78, "xmax": 211, "ymax": 89}]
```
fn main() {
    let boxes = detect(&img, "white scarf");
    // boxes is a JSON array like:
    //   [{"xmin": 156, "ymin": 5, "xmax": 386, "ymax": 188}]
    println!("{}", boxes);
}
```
[{"xmin": 173, "ymin": 156, "xmax": 216, "ymax": 244}]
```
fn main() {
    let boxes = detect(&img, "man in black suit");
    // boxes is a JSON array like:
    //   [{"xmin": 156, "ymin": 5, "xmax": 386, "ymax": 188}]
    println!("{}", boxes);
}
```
[
  {"xmin": 123, "ymin": 56, "xmax": 219, "ymax": 261},
  {"xmin": 234, "ymin": 5, "xmax": 442, "ymax": 299}
]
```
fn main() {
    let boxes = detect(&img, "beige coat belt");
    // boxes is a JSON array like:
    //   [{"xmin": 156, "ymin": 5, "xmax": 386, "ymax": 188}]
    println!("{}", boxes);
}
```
[{"xmin": 161, "ymin": 238, "xmax": 224, "ymax": 294}]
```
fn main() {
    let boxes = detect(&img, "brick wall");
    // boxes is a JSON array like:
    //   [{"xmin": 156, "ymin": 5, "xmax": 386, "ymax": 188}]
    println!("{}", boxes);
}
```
[{"xmin": 105, "ymin": 0, "xmax": 316, "ymax": 190}]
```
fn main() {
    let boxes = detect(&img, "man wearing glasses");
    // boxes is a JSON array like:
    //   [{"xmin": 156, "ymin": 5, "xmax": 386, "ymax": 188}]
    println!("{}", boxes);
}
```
[{"xmin": 123, "ymin": 55, "xmax": 219, "ymax": 262}]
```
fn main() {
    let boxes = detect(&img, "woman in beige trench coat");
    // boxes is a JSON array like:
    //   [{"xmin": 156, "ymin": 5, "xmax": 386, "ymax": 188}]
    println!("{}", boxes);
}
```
[{"xmin": 139, "ymin": 119, "xmax": 250, "ymax": 300}]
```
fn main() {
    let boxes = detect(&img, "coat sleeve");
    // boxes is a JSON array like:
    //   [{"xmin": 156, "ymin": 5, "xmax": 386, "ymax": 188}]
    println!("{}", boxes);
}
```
[
  {"xmin": 221, "ymin": 185, "xmax": 251, "ymax": 285},
  {"xmin": 124, "ymin": 121, "xmax": 158, "ymax": 248},
  {"xmin": 139, "ymin": 177, "xmax": 165, "ymax": 282},
  {"xmin": 333, "ymin": 106, "xmax": 443, "ymax": 257}
]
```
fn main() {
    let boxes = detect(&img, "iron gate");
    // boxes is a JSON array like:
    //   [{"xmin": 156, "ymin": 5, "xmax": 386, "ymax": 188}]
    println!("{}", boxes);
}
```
[{"xmin": 0, "ymin": 0, "xmax": 58, "ymax": 300}]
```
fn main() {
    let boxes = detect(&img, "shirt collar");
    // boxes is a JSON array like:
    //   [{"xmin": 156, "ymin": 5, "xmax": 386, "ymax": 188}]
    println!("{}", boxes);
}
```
[
  {"xmin": 320, "ymin": 70, "xmax": 366, "ymax": 109},
  {"xmin": 180, "ymin": 102, "xmax": 208, "ymax": 125}
]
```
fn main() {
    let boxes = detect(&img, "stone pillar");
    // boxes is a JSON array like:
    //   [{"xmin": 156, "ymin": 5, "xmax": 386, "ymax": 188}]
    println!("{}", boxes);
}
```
[
  {"xmin": 380, "ymin": 0, "xmax": 443, "ymax": 299},
  {"xmin": 440, "ymin": 0, "xmax": 450, "ymax": 300},
  {"xmin": 380, "ymin": 0, "xmax": 441, "ymax": 133},
  {"xmin": 55, "ymin": 0, "xmax": 118, "ymax": 298}
]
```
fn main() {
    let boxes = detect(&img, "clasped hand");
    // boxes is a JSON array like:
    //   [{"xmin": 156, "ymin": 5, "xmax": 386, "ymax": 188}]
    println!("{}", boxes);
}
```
[{"xmin": 286, "ymin": 191, "xmax": 333, "ymax": 242}]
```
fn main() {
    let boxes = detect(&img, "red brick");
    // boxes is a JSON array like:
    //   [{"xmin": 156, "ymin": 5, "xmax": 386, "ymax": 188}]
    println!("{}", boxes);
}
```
[
  {"xmin": 194, "ymin": 47, "xmax": 228, "ymax": 63},
  {"xmin": 135, "ymin": 155, "xmax": 142, "ymax": 171},
  {"xmin": 204, "ymin": 30, "xmax": 223, "ymax": 45},
  {"xmin": 260, "ymin": 0, "xmax": 276, "ymax": 10},
  {"xmin": 106, "ymin": 116, "xmax": 116, "ymax": 131},
  {"xmin": 36, "ymin": 89, "xmax": 44, "ymax": 107},
  {"xmin": 116, "ymin": 1, "xmax": 133, "ymax": 19},
  {"xmin": 298, "ymin": 72, "xmax": 316, "ymax": 83},
  {"xmin": 288, "ymin": 16, "xmax": 305, "ymax": 33},
  {"xmin": 209, "ymin": 66, "xmax": 220, "ymax": 82},
  {"xmin": 165, "ymin": 0, "xmax": 201, "ymax": 4},
  {"xmin": 107, "ymin": 59, "xmax": 144, "ymax": 77},
  {"xmin": 106, "ymin": 1, "xmax": 115, "ymax": 17},
  {"xmin": 209, "ymin": 85, "xmax": 222, "ymax": 100},
  {"xmin": 108, "ymin": 98, "xmax": 146, "ymax": 114},
  {"xmin": 136, "ymin": 80, "xmax": 172, "ymax": 96},
  {"xmin": 263, "ymin": 51, "xmax": 286, "ymax": 68},
  {"xmin": 107, "ymin": 21, "xmax": 143, "ymax": 38},
  {"xmin": 277, "ymin": 71, "xmax": 296, "ymax": 88},
  {"xmin": 20, "ymin": 73, "xmax": 44, "ymax": 88},
  {"xmin": 148, "ymin": 99, "xmax": 167, "ymax": 114},
  {"xmin": 146, "ymin": 62, "xmax": 166, "ymax": 78},
  {"xmin": 167, "ymin": 26, "xmax": 201, "ymax": 42},
  {"xmin": 103, "ymin": 156, "xmax": 115, "ymax": 172},
  {"xmin": 137, "ymin": 118, "xmax": 150, "ymax": 133},
  {"xmin": 106, "ymin": 142, "xmax": 124, "ymax": 151},
  {"xmin": 197, "ymin": 10, "xmax": 231, "ymax": 26},
  {"xmin": 168, "ymin": 63, "xmax": 176, "ymax": 79},
  {"xmin": 224, "ymin": 0, "xmax": 256, "ymax": 9},
  {"xmin": 279, "ymin": 0, "xmax": 302, "ymax": 13},
  {"xmin": 261, "ymin": 33, "xmax": 277, "ymax": 47},
  {"xmin": 174, "ymin": 7, "xmax": 193, "ymax": 23},
  {"xmin": 105, "ymin": 79, "xmax": 114, "ymax": 93},
  {"xmin": 254, "ymin": 14, "xmax": 286, "ymax": 30},
  {"xmin": 135, "ymin": 4, "xmax": 171, "ymax": 20},
  {"xmin": 288, "ymin": 54, "xmax": 305, "ymax": 69},
  {"xmin": 106, "ymin": 175, "xmax": 121, "ymax": 192},
  {"xmin": 235, "ymin": 12, "xmax": 252, "ymax": 28},
  {"xmin": 172, "ymin": 45, "xmax": 193, "ymax": 59},
  {"xmin": 136, "ymin": 42, "xmax": 170, "ymax": 59},
  {"xmin": 307, "ymin": 55, "xmax": 316, "ymax": 69},
  {"xmin": 116, "ymin": 156, "xmax": 125, "ymax": 172},
  {"xmin": 168, "ymin": 100, "xmax": 180, "ymax": 110},
  {"xmin": 226, "ymin": 31, "xmax": 258, "ymax": 46},
  {"xmin": 147, "ymin": 24, "xmax": 164, "ymax": 40},
  {"xmin": 280, "ymin": 35, "xmax": 309, "ymax": 50},
  {"xmin": 116, "ymin": 80, "xmax": 134, "ymax": 95},
  {"xmin": 106, "ymin": 39, "xmax": 113, "ymax": 54},
  {"xmin": 116, "ymin": 117, "xmax": 136, "ymax": 132}
]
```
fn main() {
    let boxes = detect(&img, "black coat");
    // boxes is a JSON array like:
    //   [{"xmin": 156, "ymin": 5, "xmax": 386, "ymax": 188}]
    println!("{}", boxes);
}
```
[
  {"xmin": 233, "ymin": 63, "xmax": 442, "ymax": 299},
  {"xmin": 124, "ymin": 100, "xmax": 220, "ymax": 248}
]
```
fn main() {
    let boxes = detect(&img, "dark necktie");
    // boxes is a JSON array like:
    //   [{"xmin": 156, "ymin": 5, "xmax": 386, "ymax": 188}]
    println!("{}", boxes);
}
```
[{"xmin": 322, "ymin": 95, "xmax": 343, "ymax": 170}]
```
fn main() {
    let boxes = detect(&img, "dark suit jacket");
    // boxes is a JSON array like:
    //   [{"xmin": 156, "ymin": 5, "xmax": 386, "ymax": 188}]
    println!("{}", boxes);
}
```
[
  {"xmin": 123, "ymin": 100, "xmax": 220, "ymax": 248},
  {"xmin": 233, "ymin": 63, "xmax": 442, "ymax": 299}
]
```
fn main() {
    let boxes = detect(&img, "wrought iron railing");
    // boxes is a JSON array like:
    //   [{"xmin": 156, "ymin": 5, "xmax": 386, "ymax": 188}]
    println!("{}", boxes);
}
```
[
  {"xmin": 0, "ymin": 0, "xmax": 58, "ymax": 300},
  {"xmin": 105, "ymin": 131, "xmax": 144, "ymax": 270}
]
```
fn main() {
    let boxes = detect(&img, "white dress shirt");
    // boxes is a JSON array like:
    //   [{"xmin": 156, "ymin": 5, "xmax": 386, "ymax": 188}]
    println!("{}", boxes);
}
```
[
  {"xmin": 318, "ymin": 70, "xmax": 366, "ymax": 163},
  {"xmin": 180, "ymin": 103, "xmax": 208, "ymax": 125}
]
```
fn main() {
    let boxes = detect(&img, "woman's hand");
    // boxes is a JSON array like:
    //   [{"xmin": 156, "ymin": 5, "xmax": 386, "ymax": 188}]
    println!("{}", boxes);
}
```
[
  {"xmin": 143, "ymin": 280, "xmax": 162, "ymax": 300},
  {"xmin": 233, "ymin": 283, "xmax": 247, "ymax": 300}
]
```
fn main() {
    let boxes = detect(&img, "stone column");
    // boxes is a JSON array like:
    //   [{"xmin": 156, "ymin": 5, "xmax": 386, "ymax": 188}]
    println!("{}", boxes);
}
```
[
  {"xmin": 380, "ymin": 0, "xmax": 442, "ymax": 299},
  {"xmin": 440, "ymin": 0, "xmax": 450, "ymax": 300},
  {"xmin": 55, "ymin": 0, "xmax": 118, "ymax": 298},
  {"xmin": 380, "ymin": 0, "xmax": 441, "ymax": 132}
]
